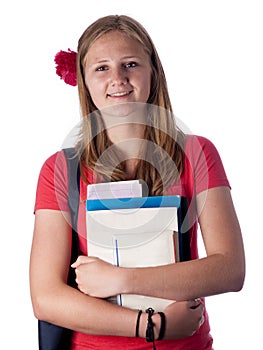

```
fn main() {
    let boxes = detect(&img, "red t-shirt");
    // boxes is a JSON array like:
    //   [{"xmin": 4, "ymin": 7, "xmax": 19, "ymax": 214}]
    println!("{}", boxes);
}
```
[{"xmin": 34, "ymin": 135, "xmax": 230, "ymax": 349}]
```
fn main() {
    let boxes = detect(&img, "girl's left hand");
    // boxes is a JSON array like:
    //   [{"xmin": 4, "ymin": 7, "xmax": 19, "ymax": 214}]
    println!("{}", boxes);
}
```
[{"xmin": 71, "ymin": 256, "xmax": 123, "ymax": 298}]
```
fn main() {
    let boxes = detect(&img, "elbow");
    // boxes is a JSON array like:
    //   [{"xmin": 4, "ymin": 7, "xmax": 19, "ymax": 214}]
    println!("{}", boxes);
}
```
[
  {"xmin": 231, "ymin": 269, "xmax": 245, "ymax": 292},
  {"xmin": 227, "ymin": 260, "xmax": 246, "ymax": 293},
  {"xmin": 215, "ymin": 255, "xmax": 246, "ymax": 295},
  {"xmin": 31, "ymin": 299, "xmax": 44, "ymax": 321},
  {"xmin": 31, "ymin": 294, "xmax": 51, "ymax": 321},
  {"xmin": 228, "ymin": 276, "xmax": 244, "ymax": 293}
]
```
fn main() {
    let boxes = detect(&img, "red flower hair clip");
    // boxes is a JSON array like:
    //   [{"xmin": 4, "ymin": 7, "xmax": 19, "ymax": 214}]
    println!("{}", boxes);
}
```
[{"xmin": 54, "ymin": 49, "xmax": 77, "ymax": 86}]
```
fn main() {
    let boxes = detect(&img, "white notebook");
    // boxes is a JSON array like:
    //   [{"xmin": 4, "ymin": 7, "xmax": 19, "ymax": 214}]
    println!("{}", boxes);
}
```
[
  {"xmin": 86, "ymin": 195, "xmax": 181, "ymax": 311},
  {"xmin": 87, "ymin": 180, "xmax": 142, "ymax": 200}
]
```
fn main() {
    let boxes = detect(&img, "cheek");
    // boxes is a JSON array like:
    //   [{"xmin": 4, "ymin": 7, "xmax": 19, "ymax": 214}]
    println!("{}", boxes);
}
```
[
  {"xmin": 85, "ymin": 78, "xmax": 102, "ymax": 101},
  {"xmin": 85, "ymin": 75, "xmax": 95, "ymax": 94},
  {"xmin": 139, "ymin": 72, "xmax": 152, "ymax": 99}
]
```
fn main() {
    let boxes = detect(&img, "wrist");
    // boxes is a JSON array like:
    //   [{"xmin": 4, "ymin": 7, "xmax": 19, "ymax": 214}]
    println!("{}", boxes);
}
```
[
  {"xmin": 136, "ymin": 311, "xmax": 161, "ymax": 339},
  {"xmin": 152, "ymin": 312, "xmax": 161, "ymax": 340},
  {"xmin": 138, "ymin": 312, "xmax": 147, "ymax": 338},
  {"xmin": 111, "ymin": 266, "xmax": 126, "ymax": 295},
  {"xmin": 135, "ymin": 308, "xmax": 166, "ymax": 341},
  {"xmin": 118, "ymin": 267, "xmax": 134, "ymax": 295}
]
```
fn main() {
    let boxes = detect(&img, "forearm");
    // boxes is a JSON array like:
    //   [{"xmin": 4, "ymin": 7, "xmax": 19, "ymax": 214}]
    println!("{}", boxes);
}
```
[
  {"xmin": 121, "ymin": 188, "xmax": 246, "ymax": 301},
  {"xmin": 121, "ymin": 253, "xmax": 245, "ymax": 301},
  {"xmin": 32, "ymin": 283, "xmax": 139, "ymax": 337},
  {"xmin": 33, "ymin": 282, "xmax": 206, "ymax": 341}
]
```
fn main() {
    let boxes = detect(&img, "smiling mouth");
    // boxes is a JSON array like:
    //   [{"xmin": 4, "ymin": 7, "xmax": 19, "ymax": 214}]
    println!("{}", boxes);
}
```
[{"xmin": 107, "ymin": 91, "xmax": 132, "ymax": 97}]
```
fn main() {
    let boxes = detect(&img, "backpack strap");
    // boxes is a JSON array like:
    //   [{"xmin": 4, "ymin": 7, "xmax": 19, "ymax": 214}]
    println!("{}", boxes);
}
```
[
  {"xmin": 177, "ymin": 196, "xmax": 191, "ymax": 262},
  {"xmin": 63, "ymin": 147, "xmax": 80, "ymax": 278},
  {"xmin": 38, "ymin": 148, "xmax": 80, "ymax": 350}
]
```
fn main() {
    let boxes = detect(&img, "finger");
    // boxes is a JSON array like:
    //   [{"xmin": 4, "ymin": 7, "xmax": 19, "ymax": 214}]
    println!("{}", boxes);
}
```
[
  {"xmin": 189, "ymin": 299, "xmax": 201, "ymax": 309},
  {"xmin": 199, "ymin": 314, "xmax": 205, "ymax": 327},
  {"xmin": 71, "ymin": 255, "xmax": 91, "ymax": 268}
]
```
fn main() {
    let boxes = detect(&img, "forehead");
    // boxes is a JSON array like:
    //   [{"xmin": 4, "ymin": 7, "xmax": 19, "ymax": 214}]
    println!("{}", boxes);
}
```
[{"xmin": 86, "ymin": 31, "xmax": 148, "ymax": 61}]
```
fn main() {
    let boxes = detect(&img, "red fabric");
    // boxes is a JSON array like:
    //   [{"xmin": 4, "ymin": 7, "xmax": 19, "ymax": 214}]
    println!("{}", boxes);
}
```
[
  {"xmin": 34, "ymin": 135, "xmax": 230, "ymax": 349},
  {"xmin": 71, "ymin": 327, "xmax": 213, "ymax": 349}
]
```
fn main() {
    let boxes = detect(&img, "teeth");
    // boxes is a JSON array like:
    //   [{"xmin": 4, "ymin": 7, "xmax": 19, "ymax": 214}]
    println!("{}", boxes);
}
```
[{"xmin": 110, "ymin": 91, "xmax": 129, "ymax": 97}]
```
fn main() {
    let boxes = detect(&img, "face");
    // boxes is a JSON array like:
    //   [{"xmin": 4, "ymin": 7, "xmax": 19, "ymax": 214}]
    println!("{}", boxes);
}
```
[{"xmin": 84, "ymin": 31, "xmax": 152, "ymax": 111}]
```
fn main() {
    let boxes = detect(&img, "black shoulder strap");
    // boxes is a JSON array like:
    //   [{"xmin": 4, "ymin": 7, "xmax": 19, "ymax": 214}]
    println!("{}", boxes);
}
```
[
  {"xmin": 38, "ymin": 148, "xmax": 80, "ymax": 350},
  {"xmin": 63, "ymin": 147, "xmax": 80, "ymax": 272},
  {"xmin": 177, "ymin": 196, "xmax": 191, "ymax": 262}
]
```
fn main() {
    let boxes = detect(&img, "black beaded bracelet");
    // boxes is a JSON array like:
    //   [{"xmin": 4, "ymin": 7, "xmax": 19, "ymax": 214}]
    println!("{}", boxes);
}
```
[
  {"xmin": 145, "ymin": 308, "xmax": 155, "ymax": 343},
  {"xmin": 145, "ymin": 307, "xmax": 157, "ymax": 350},
  {"xmin": 135, "ymin": 310, "xmax": 142, "ymax": 337},
  {"xmin": 157, "ymin": 312, "xmax": 166, "ymax": 340}
]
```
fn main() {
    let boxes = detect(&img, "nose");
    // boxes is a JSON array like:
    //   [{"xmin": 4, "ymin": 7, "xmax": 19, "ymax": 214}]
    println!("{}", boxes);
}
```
[{"xmin": 110, "ymin": 67, "xmax": 128, "ymax": 86}]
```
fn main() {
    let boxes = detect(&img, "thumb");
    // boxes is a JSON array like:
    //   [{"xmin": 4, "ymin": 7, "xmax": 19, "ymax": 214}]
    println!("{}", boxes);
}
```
[{"xmin": 71, "ymin": 255, "xmax": 88, "ymax": 268}]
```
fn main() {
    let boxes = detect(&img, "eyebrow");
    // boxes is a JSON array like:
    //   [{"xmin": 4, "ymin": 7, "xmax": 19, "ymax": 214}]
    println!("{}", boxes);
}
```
[{"xmin": 87, "ymin": 56, "xmax": 143, "ymax": 67}]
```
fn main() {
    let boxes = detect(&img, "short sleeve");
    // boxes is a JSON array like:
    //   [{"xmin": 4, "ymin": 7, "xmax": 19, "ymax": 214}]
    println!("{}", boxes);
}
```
[
  {"xmin": 34, "ymin": 151, "xmax": 69, "ymax": 213},
  {"xmin": 184, "ymin": 135, "xmax": 230, "ymax": 195}
]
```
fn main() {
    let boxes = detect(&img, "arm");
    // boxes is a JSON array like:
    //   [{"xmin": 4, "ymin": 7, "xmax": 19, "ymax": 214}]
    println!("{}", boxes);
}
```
[
  {"xmin": 125, "ymin": 186, "xmax": 245, "ymax": 300},
  {"xmin": 30, "ymin": 209, "xmax": 138, "ymax": 337},
  {"xmin": 75, "ymin": 186, "xmax": 245, "ymax": 301},
  {"xmin": 29, "ymin": 209, "xmax": 203, "ymax": 338}
]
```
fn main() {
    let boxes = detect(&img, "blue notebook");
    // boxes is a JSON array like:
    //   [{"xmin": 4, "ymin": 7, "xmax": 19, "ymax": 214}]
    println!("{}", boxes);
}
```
[{"xmin": 86, "ymin": 195, "xmax": 181, "ymax": 211}]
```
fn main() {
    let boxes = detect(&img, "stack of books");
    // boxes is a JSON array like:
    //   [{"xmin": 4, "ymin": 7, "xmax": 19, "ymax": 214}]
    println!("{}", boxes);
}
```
[{"xmin": 86, "ymin": 180, "xmax": 190, "ymax": 311}]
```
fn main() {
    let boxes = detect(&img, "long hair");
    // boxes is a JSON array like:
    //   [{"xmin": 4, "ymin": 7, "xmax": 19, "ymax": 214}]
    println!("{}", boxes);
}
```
[{"xmin": 76, "ymin": 15, "xmax": 185, "ymax": 196}]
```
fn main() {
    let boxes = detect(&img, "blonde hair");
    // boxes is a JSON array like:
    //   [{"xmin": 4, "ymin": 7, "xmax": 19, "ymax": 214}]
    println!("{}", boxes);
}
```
[{"xmin": 76, "ymin": 15, "xmax": 185, "ymax": 196}]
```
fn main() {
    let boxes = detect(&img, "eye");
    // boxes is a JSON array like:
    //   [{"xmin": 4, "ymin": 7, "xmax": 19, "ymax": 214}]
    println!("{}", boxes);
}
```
[
  {"xmin": 96, "ymin": 65, "xmax": 108, "ymax": 72},
  {"xmin": 125, "ymin": 61, "xmax": 137, "ymax": 68}
]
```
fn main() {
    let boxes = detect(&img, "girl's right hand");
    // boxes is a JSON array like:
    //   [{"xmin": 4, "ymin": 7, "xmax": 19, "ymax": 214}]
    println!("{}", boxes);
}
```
[{"xmin": 162, "ymin": 300, "xmax": 204, "ymax": 339}]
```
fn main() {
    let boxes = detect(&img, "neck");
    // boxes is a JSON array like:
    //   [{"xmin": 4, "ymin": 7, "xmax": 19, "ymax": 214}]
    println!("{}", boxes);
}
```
[
  {"xmin": 107, "ymin": 123, "xmax": 145, "ymax": 143},
  {"xmin": 124, "ymin": 158, "xmax": 140, "ymax": 179},
  {"xmin": 101, "ymin": 103, "xmax": 147, "ymax": 159}
]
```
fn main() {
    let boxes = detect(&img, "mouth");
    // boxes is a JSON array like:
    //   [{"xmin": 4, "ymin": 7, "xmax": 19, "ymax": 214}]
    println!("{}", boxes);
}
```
[{"xmin": 107, "ymin": 91, "xmax": 132, "ymax": 98}]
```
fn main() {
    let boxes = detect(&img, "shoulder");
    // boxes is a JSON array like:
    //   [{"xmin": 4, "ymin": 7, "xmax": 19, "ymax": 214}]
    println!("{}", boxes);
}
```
[
  {"xmin": 38, "ymin": 150, "xmax": 68, "ymax": 179},
  {"xmin": 41, "ymin": 150, "xmax": 66, "ymax": 168},
  {"xmin": 183, "ymin": 134, "xmax": 230, "ymax": 193},
  {"xmin": 184, "ymin": 134, "xmax": 223, "ymax": 164},
  {"xmin": 34, "ymin": 150, "xmax": 69, "ymax": 212},
  {"xmin": 184, "ymin": 134, "xmax": 217, "ymax": 151}
]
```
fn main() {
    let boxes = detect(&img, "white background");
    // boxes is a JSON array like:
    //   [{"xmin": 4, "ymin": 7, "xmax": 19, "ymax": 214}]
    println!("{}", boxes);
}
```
[{"xmin": 1, "ymin": 0, "xmax": 262, "ymax": 348}]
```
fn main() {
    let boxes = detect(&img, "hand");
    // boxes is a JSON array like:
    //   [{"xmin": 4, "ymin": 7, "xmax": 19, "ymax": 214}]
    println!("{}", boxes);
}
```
[
  {"xmin": 71, "ymin": 255, "xmax": 123, "ymax": 298},
  {"xmin": 162, "ymin": 300, "xmax": 204, "ymax": 339}
]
